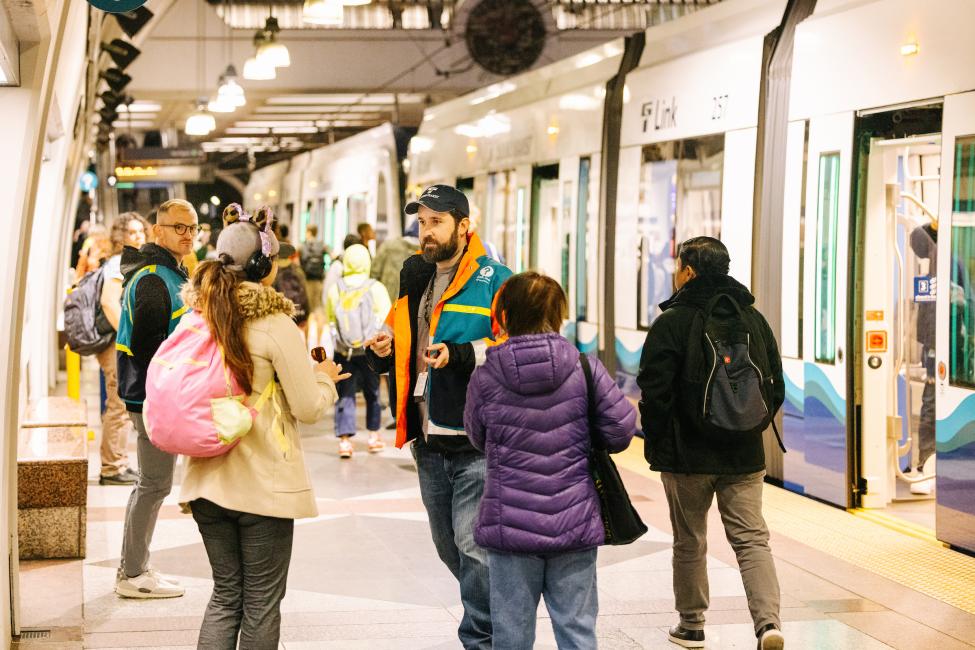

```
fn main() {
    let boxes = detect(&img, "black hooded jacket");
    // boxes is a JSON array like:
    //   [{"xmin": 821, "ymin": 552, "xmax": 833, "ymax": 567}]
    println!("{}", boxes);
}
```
[
  {"xmin": 637, "ymin": 274, "xmax": 784, "ymax": 474},
  {"xmin": 117, "ymin": 243, "xmax": 188, "ymax": 413}
]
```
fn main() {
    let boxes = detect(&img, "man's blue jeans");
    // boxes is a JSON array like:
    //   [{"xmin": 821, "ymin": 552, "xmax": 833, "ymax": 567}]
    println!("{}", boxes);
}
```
[
  {"xmin": 411, "ymin": 443, "xmax": 491, "ymax": 649},
  {"xmin": 488, "ymin": 548, "xmax": 598, "ymax": 650}
]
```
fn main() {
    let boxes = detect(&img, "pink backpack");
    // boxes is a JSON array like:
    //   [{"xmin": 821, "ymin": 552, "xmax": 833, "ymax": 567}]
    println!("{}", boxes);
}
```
[{"xmin": 144, "ymin": 312, "xmax": 275, "ymax": 458}]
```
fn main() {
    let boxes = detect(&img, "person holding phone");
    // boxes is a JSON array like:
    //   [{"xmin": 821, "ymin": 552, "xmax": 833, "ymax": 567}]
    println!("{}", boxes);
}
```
[{"xmin": 365, "ymin": 185, "xmax": 512, "ymax": 650}]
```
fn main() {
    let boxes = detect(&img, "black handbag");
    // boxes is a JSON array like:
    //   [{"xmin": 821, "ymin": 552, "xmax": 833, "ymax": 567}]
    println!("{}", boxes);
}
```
[{"xmin": 580, "ymin": 353, "xmax": 648, "ymax": 546}]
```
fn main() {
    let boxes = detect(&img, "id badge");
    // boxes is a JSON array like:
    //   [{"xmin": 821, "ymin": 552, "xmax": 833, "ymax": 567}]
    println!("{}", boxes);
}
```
[{"xmin": 413, "ymin": 371, "xmax": 428, "ymax": 403}]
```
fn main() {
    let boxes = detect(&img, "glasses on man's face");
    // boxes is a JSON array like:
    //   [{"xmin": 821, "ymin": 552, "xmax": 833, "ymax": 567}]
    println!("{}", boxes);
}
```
[{"xmin": 160, "ymin": 223, "xmax": 200, "ymax": 236}]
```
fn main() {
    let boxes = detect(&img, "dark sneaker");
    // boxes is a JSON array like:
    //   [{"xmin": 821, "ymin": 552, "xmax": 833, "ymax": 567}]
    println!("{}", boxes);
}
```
[
  {"xmin": 758, "ymin": 624, "xmax": 784, "ymax": 650},
  {"xmin": 99, "ymin": 472, "xmax": 137, "ymax": 486},
  {"xmin": 668, "ymin": 625, "xmax": 705, "ymax": 648}
]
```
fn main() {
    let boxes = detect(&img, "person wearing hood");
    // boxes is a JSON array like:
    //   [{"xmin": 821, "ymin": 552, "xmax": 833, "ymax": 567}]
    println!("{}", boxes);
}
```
[
  {"xmin": 637, "ymin": 236, "xmax": 785, "ymax": 650},
  {"xmin": 370, "ymin": 218, "xmax": 420, "ymax": 303},
  {"xmin": 325, "ymin": 243, "xmax": 391, "ymax": 457},
  {"xmin": 114, "ymin": 199, "xmax": 198, "ymax": 599},
  {"xmin": 180, "ymin": 205, "xmax": 348, "ymax": 648},
  {"xmin": 464, "ymin": 271, "xmax": 635, "ymax": 649}
]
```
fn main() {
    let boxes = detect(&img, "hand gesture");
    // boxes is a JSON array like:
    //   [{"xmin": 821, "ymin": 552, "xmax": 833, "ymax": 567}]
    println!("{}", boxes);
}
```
[
  {"xmin": 366, "ymin": 332, "xmax": 393, "ymax": 358},
  {"xmin": 424, "ymin": 343, "xmax": 449, "ymax": 370},
  {"xmin": 317, "ymin": 359, "xmax": 351, "ymax": 383}
]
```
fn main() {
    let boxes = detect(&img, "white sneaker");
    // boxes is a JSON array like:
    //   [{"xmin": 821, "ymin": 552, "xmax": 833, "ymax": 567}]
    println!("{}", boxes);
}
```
[
  {"xmin": 338, "ymin": 438, "xmax": 353, "ymax": 459},
  {"xmin": 911, "ymin": 478, "xmax": 934, "ymax": 495},
  {"xmin": 758, "ymin": 626, "xmax": 784, "ymax": 650},
  {"xmin": 147, "ymin": 566, "xmax": 181, "ymax": 586},
  {"xmin": 116, "ymin": 571, "xmax": 185, "ymax": 599}
]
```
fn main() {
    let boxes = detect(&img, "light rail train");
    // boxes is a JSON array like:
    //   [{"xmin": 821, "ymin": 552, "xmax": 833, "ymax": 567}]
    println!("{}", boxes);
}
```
[{"xmin": 243, "ymin": 0, "xmax": 975, "ymax": 555}]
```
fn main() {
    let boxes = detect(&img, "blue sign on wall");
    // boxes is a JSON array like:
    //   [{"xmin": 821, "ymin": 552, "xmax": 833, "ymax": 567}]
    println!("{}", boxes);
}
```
[{"xmin": 914, "ymin": 276, "xmax": 936, "ymax": 303}]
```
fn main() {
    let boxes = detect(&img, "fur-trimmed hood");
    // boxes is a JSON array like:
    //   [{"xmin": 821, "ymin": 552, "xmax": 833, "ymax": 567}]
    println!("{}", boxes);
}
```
[{"xmin": 181, "ymin": 281, "xmax": 296, "ymax": 321}]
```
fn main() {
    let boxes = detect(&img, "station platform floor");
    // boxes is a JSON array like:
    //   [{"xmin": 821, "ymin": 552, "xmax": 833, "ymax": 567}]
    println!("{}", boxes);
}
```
[{"xmin": 14, "ymin": 364, "xmax": 975, "ymax": 649}]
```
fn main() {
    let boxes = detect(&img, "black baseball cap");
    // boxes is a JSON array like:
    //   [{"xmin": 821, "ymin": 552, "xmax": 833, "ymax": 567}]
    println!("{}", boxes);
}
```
[{"xmin": 405, "ymin": 184, "xmax": 470, "ymax": 218}]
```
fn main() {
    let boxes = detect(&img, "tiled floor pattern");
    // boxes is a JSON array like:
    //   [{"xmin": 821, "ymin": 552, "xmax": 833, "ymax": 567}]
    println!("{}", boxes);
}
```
[{"xmin": 15, "ymin": 364, "xmax": 975, "ymax": 649}]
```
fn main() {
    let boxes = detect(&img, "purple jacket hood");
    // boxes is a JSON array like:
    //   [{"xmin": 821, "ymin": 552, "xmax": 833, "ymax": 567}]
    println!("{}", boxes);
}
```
[{"xmin": 465, "ymin": 333, "xmax": 636, "ymax": 554}]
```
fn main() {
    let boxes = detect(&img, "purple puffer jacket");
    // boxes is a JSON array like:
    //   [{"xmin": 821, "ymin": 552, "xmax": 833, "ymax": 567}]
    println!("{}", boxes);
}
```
[{"xmin": 465, "ymin": 332, "xmax": 636, "ymax": 554}]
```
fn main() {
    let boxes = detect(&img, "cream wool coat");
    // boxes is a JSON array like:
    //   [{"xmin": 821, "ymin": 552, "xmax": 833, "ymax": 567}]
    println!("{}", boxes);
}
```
[{"xmin": 179, "ymin": 281, "xmax": 337, "ymax": 519}]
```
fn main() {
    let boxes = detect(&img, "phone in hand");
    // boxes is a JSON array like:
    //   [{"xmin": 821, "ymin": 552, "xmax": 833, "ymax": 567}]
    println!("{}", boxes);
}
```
[{"xmin": 311, "ymin": 347, "xmax": 328, "ymax": 363}]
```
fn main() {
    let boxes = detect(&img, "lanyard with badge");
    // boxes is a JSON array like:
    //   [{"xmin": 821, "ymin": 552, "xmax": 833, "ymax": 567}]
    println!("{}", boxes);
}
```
[{"xmin": 414, "ymin": 266, "xmax": 457, "ymax": 403}]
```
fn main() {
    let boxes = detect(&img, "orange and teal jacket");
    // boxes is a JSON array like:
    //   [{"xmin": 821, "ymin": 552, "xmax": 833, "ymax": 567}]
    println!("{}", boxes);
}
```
[{"xmin": 366, "ymin": 232, "xmax": 512, "ymax": 453}]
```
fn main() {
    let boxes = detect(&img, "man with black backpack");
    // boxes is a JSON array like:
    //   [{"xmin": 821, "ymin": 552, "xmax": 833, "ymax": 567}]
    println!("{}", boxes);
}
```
[
  {"xmin": 638, "ymin": 237, "xmax": 785, "ymax": 650},
  {"xmin": 300, "ymin": 224, "xmax": 327, "ymax": 315}
]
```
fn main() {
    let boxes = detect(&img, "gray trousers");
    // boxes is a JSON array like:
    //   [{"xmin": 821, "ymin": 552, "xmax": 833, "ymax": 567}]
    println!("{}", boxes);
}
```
[
  {"xmin": 121, "ymin": 412, "xmax": 177, "ymax": 578},
  {"xmin": 661, "ymin": 471, "xmax": 780, "ymax": 636},
  {"xmin": 191, "ymin": 498, "xmax": 295, "ymax": 650}
]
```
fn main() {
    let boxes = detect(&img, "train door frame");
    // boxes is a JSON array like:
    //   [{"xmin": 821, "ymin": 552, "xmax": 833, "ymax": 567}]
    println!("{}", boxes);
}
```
[
  {"xmin": 933, "ymin": 91, "xmax": 975, "ymax": 551},
  {"xmin": 529, "ymin": 163, "xmax": 560, "ymax": 273},
  {"xmin": 793, "ymin": 111, "xmax": 855, "ymax": 509},
  {"xmin": 850, "ymin": 103, "xmax": 944, "ymax": 511}
]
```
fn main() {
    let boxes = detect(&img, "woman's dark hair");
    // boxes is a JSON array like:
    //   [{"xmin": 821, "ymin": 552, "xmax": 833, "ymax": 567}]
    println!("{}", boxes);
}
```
[
  {"xmin": 343, "ymin": 233, "xmax": 362, "ymax": 249},
  {"xmin": 496, "ymin": 272, "xmax": 568, "ymax": 336},
  {"xmin": 677, "ymin": 236, "xmax": 730, "ymax": 276},
  {"xmin": 192, "ymin": 260, "xmax": 254, "ymax": 395}
]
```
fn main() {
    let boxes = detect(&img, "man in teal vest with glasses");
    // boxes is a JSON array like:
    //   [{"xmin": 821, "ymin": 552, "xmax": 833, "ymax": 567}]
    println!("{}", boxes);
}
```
[{"xmin": 115, "ymin": 198, "xmax": 197, "ymax": 599}]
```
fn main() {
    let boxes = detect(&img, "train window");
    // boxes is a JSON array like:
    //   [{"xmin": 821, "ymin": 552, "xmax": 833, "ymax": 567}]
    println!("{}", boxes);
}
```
[
  {"xmin": 348, "ymin": 193, "xmax": 367, "ymax": 230},
  {"xmin": 814, "ymin": 152, "xmax": 841, "ymax": 364},
  {"xmin": 576, "ymin": 157, "xmax": 591, "ymax": 321},
  {"xmin": 637, "ymin": 135, "xmax": 724, "ymax": 328},
  {"xmin": 950, "ymin": 136, "xmax": 975, "ymax": 388}
]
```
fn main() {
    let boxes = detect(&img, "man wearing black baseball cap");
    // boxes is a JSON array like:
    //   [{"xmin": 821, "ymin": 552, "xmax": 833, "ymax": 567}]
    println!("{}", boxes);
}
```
[{"xmin": 366, "ymin": 184, "xmax": 512, "ymax": 649}]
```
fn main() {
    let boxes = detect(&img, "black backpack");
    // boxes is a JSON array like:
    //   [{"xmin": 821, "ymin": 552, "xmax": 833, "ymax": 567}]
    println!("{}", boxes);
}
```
[
  {"xmin": 64, "ymin": 266, "xmax": 114, "ymax": 355},
  {"xmin": 300, "ymin": 240, "xmax": 325, "ymax": 280},
  {"xmin": 678, "ymin": 293, "xmax": 785, "ymax": 450},
  {"xmin": 273, "ymin": 266, "xmax": 310, "ymax": 324}
]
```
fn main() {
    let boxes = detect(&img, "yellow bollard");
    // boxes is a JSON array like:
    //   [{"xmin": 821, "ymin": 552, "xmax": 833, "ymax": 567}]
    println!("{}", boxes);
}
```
[{"xmin": 65, "ymin": 344, "xmax": 81, "ymax": 401}]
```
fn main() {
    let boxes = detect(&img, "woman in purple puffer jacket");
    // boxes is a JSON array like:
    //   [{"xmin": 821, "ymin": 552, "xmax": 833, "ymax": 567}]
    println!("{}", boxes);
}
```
[{"xmin": 465, "ymin": 271, "xmax": 636, "ymax": 649}]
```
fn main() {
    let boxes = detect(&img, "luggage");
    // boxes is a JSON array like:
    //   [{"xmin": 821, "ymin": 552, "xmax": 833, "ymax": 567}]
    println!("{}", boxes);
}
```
[
  {"xmin": 143, "ymin": 312, "xmax": 274, "ymax": 458},
  {"xmin": 63, "ymin": 267, "xmax": 114, "ymax": 355},
  {"xmin": 333, "ymin": 277, "xmax": 379, "ymax": 354}
]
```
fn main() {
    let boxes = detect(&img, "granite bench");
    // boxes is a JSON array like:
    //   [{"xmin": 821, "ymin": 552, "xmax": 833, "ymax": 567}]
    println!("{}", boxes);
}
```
[{"xmin": 17, "ymin": 397, "xmax": 88, "ymax": 560}]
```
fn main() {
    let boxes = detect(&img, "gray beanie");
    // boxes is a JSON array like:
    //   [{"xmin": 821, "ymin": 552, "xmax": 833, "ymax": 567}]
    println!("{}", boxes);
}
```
[{"xmin": 216, "ymin": 222, "xmax": 280, "ymax": 275}]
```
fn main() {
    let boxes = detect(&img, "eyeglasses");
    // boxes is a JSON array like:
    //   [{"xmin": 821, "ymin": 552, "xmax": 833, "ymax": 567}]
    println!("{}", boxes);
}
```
[{"xmin": 159, "ymin": 223, "xmax": 201, "ymax": 236}]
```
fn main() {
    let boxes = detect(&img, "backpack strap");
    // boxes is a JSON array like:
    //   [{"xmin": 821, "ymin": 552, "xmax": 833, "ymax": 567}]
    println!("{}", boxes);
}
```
[
  {"xmin": 579, "ymin": 353, "xmax": 606, "ymax": 452},
  {"xmin": 770, "ymin": 418, "xmax": 787, "ymax": 454}
]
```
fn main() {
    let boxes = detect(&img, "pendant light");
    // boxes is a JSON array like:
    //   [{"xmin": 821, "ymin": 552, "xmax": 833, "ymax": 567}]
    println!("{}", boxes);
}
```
[
  {"xmin": 257, "ymin": 16, "xmax": 290, "ymax": 68},
  {"xmin": 186, "ymin": 100, "xmax": 216, "ymax": 135},
  {"xmin": 185, "ymin": 3, "xmax": 214, "ymax": 137},
  {"xmin": 217, "ymin": 65, "xmax": 246, "ymax": 107},
  {"xmin": 303, "ymin": 0, "xmax": 344, "ymax": 26},
  {"xmin": 244, "ymin": 29, "xmax": 276, "ymax": 79}
]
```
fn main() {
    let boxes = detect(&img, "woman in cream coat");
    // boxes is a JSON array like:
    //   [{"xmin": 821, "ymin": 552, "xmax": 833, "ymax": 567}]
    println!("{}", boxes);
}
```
[{"xmin": 179, "ymin": 206, "xmax": 348, "ymax": 649}]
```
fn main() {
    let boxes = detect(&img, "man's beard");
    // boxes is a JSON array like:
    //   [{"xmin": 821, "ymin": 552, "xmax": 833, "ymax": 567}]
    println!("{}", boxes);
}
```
[{"xmin": 421, "ymin": 224, "xmax": 461, "ymax": 263}]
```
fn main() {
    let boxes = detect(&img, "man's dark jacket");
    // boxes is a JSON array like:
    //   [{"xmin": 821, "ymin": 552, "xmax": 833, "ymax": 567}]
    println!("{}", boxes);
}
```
[
  {"xmin": 637, "ymin": 274, "xmax": 784, "ymax": 474},
  {"xmin": 365, "ymin": 237, "xmax": 510, "ymax": 455}
]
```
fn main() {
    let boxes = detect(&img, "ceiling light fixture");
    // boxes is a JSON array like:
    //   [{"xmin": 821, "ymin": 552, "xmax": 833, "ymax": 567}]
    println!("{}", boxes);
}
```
[
  {"xmin": 303, "ymin": 0, "xmax": 344, "ymax": 26},
  {"xmin": 100, "ymin": 68, "xmax": 132, "ymax": 93},
  {"xmin": 257, "ymin": 16, "xmax": 290, "ymax": 68},
  {"xmin": 243, "ymin": 55, "xmax": 275, "ymax": 80},
  {"xmin": 186, "ymin": 100, "xmax": 216, "ymax": 136},
  {"xmin": 115, "ymin": 7, "xmax": 154, "ymax": 38},
  {"xmin": 100, "ymin": 39, "xmax": 141, "ymax": 70},
  {"xmin": 215, "ymin": 65, "xmax": 246, "ymax": 110}
]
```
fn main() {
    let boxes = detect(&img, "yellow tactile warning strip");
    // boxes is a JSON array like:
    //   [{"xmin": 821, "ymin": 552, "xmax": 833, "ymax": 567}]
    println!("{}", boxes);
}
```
[{"xmin": 614, "ymin": 442, "xmax": 975, "ymax": 615}]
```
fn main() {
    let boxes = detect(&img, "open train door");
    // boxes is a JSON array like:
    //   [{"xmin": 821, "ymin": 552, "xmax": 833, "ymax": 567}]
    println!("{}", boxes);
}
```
[
  {"xmin": 791, "ymin": 111, "xmax": 856, "ymax": 507},
  {"xmin": 935, "ymin": 91, "xmax": 975, "ymax": 553}
]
